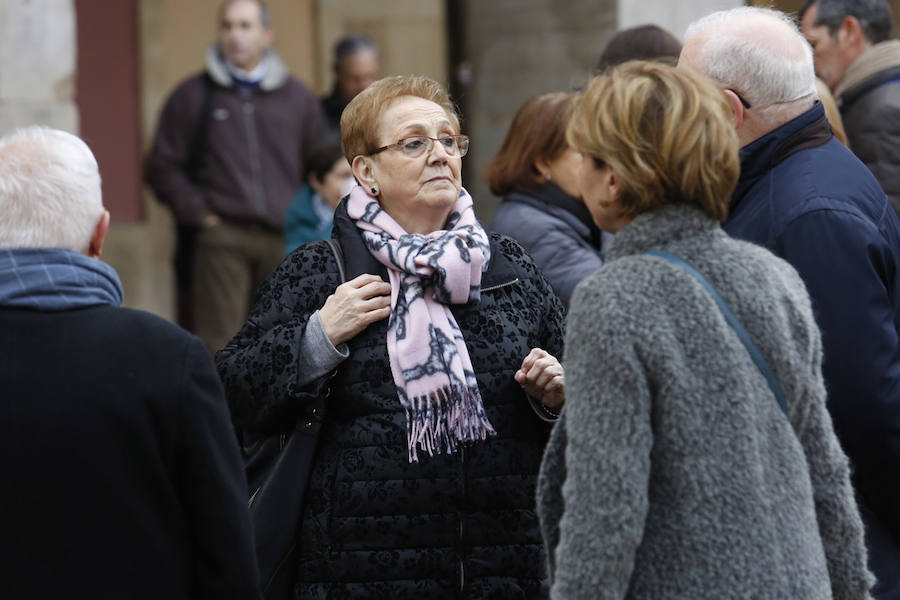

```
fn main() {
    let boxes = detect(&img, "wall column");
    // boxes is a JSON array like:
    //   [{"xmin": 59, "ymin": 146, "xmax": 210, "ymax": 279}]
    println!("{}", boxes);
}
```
[{"xmin": 0, "ymin": 0, "xmax": 78, "ymax": 134}]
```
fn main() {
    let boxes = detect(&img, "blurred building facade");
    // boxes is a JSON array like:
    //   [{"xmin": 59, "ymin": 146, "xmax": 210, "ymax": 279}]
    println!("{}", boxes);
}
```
[{"xmin": 3, "ymin": 0, "xmax": 899, "ymax": 320}]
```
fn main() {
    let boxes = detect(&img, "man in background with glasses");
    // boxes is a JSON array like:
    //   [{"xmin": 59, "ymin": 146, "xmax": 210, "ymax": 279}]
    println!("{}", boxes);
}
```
[{"xmin": 680, "ymin": 7, "xmax": 900, "ymax": 599}]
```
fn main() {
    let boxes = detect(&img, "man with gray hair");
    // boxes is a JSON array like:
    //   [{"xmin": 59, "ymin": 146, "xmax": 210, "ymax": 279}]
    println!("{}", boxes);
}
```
[
  {"xmin": 0, "ymin": 126, "xmax": 261, "ymax": 599},
  {"xmin": 800, "ymin": 0, "xmax": 900, "ymax": 218},
  {"xmin": 681, "ymin": 7, "xmax": 900, "ymax": 598}
]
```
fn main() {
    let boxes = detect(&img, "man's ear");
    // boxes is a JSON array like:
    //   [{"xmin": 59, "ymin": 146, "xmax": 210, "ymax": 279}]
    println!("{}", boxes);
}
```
[
  {"xmin": 723, "ymin": 89, "xmax": 746, "ymax": 129},
  {"xmin": 87, "ymin": 210, "xmax": 110, "ymax": 258},
  {"xmin": 838, "ymin": 15, "xmax": 867, "ymax": 49},
  {"xmin": 351, "ymin": 155, "xmax": 376, "ymax": 188}
]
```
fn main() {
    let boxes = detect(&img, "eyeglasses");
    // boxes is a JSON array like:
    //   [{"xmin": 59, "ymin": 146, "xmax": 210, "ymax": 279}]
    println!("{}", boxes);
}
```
[
  {"xmin": 728, "ymin": 89, "xmax": 816, "ymax": 111},
  {"xmin": 729, "ymin": 89, "xmax": 753, "ymax": 109},
  {"xmin": 368, "ymin": 134, "xmax": 470, "ymax": 158}
]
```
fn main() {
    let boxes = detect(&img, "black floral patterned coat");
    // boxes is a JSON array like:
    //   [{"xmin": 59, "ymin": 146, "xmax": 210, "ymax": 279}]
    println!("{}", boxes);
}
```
[{"xmin": 217, "ymin": 202, "xmax": 566, "ymax": 599}]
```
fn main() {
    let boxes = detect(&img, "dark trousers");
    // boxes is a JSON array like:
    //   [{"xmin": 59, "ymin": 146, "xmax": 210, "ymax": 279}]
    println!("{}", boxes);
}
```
[{"xmin": 192, "ymin": 220, "xmax": 284, "ymax": 356}]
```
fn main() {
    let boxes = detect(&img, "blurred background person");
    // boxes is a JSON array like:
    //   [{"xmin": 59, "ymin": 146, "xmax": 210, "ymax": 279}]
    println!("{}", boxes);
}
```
[
  {"xmin": 538, "ymin": 61, "xmax": 871, "ymax": 600},
  {"xmin": 218, "ymin": 75, "xmax": 566, "ymax": 598},
  {"xmin": 0, "ymin": 126, "xmax": 261, "ymax": 600},
  {"xmin": 801, "ymin": 0, "xmax": 900, "ymax": 216},
  {"xmin": 487, "ymin": 92, "xmax": 610, "ymax": 308},
  {"xmin": 321, "ymin": 33, "xmax": 380, "ymax": 132},
  {"xmin": 284, "ymin": 136, "xmax": 354, "ymax": 254},
  {"xmin": 596, "ymin": 23, "xmax": 683, "ymax": 71},
  {"xmin": 145, "ymin": 0, "xmax": 326, "ymax": 353}
]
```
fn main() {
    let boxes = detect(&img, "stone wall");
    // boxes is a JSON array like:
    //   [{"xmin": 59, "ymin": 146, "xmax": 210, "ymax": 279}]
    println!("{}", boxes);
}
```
[
  {"xmin": 620, "ymin": 0, "xmax": 744, "ymax": 38},
  {"xmin": 461, "ymin": 0, "xmax": 615, "ymax": 218},
  {"xmin": 0, "ymin": 0, "xmax": 78, "ymax": 134},
  {"xmin": 315, "ymin": 0, "xmax": 447, "ymax": 95}
]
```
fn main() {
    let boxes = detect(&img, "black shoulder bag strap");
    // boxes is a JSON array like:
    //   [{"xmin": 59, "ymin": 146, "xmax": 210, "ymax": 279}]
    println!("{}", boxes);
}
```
[
  {"xmin": 324, "ymin": 237, "xmax": 345, "ymax": 282},
  {"xmin": 645, "ymin": 250, "xmax": 790, "ymax": 418},
  {"xmin": 250, "ymin": 238, "xmax": 345, "ymax": 600},
  {"xmin": 186, "ymin": 73, "xmax": 215, "ymax": 182}
]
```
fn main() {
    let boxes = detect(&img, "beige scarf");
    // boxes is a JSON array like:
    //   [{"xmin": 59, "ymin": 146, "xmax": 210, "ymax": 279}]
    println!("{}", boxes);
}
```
[{"xmin": 835, "ymin": 40, "xmax": 900, "ymax": 100}]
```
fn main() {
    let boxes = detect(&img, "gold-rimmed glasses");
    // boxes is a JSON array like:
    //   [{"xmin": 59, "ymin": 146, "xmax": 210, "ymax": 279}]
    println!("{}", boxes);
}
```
[{"xmin": 368, "ymin": 134, "xmax": 470, "ymax": 158}]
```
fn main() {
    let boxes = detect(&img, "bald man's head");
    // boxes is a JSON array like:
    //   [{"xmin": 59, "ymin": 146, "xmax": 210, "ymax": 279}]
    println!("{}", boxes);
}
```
[{"xmin": 680, "ymin": 7, "xmax": 816, "ymax": 122}]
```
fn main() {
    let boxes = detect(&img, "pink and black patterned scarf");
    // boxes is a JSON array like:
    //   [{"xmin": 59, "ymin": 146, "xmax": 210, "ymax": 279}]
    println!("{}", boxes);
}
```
[{"xmin": 346, "ymin": 185, "xmax": 496, "ymax": 462}]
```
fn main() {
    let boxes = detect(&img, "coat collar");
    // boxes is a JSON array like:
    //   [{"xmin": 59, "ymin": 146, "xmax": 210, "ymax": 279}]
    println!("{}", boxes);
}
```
[
  {"xmin": 732, "ymin": 102, "xmax": 832, "ymax": 212},
  {"xmin": 835, "ymin": 39, "xmax": 900, "ymax": 101},
  {"xmin": 840, "ymin": 64, "xmax": 900, "ymax": 110},
  {"xmin": 205, "ymin": 45, "xmax": 289, "ymax": 91},
  {"xmin": 504, "ymin": 183, "xmax": 605, "ymax": 247},
  {"xmin": 605, "ymin": 204, "xmax": 722, "ymax": 262},
  {"xmin": 331, "ymin": 197, "xmax": 518, "ymax": 291}
]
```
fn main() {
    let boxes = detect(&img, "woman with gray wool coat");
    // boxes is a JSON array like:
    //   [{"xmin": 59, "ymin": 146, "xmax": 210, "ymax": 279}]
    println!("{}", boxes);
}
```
[{"xmin": 536, "ymin": 61, "xmax": 873, "ymax": 599}]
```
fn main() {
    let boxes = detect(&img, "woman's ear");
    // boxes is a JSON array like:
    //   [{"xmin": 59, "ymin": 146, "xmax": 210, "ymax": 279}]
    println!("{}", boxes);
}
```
[
  {"xmin": 351, "ymin": 155, "xmax": 376, "ymax": 188},
  {"xmin": 607, "ymin": 167, "xmax": 620, "ymax": 203},
  {"xmin": 534, "ymin": 156, "xmax": 552, "ymax": 181}
]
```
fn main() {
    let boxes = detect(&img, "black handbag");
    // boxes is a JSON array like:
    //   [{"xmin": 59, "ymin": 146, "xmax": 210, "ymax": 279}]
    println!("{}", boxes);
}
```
[{"xmin": 244, "ymin": 237, "xmax": 345, "ymax": 600}]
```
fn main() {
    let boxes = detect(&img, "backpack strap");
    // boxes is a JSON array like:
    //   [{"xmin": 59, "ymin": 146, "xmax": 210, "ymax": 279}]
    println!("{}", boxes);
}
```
[{"xmin": 186, "ymin": 73, "xmax": 215, "ymax": 182}]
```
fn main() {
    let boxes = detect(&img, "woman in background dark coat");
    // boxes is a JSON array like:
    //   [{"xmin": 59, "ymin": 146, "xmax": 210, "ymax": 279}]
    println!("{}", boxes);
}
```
[{"xmin": 487, "ymin": 92, "xmax": 610, "ymax": 307}]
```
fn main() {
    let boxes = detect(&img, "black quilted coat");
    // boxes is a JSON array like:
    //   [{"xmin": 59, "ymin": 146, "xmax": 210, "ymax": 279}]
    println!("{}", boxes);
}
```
[{"xmin": 217, "ymin": 203, "xmax": 566, "ymax": 599}]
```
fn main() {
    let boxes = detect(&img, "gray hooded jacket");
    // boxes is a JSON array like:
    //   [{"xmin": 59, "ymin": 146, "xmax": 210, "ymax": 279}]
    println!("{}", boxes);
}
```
[{"xmin": 489, "ymin": 183, "xmax": 610, "ymax": 307}]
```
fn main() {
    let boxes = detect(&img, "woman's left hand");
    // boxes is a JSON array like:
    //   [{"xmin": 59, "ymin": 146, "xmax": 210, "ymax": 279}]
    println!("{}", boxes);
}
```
[{"xmin": 515, "ymin": 348, "xmax": 565, "ymax": 410}]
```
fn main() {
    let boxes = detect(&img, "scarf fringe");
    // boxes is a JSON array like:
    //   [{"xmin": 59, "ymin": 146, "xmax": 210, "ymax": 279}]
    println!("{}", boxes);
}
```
[{"xmin": 406, "ymin": 383, "xmax": 497, "ymax": 462}]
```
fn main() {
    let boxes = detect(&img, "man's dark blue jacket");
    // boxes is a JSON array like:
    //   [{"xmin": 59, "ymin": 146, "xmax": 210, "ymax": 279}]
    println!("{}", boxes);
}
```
[{"xmin": 725, "ymin": 102, "xmax": 900, "ymax": 581}]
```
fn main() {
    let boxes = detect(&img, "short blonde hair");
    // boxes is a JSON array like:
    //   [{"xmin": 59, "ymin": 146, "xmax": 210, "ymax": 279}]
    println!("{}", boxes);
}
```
[
  {"xmin": 567, "ymin": 61, "xmax": 739, "ymax": 221},
  {"xmin": 340, "ymin": 75, "xmax": 460, "ymax": 163}
]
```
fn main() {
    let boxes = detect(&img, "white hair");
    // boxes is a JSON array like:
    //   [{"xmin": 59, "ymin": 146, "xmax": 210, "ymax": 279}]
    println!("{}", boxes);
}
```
[
  {"xmin": 685, "ymin": 6, "xmax": 817, "ymax": 123},
  {"xmin": 0, "ymin": 126, "xmax": 104, "ymax": 252}
]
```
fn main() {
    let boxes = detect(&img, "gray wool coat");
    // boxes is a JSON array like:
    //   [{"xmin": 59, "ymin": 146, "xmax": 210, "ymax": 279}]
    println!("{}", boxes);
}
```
[{"xmin": 536, "ymin": 204, "xmax": 873, "ymax": 600}]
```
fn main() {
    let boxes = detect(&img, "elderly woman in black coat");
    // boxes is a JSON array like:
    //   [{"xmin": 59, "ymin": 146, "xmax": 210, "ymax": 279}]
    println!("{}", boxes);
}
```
[{"xmin": 217, "ymin": 75, "xmax": 565, "ymax": 599}]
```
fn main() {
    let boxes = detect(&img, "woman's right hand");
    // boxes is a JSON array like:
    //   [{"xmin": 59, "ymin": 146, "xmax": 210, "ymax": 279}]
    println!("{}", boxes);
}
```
[{"xmin": 319, "ymin": 273, "xmax": 392, "ymax": 346}]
